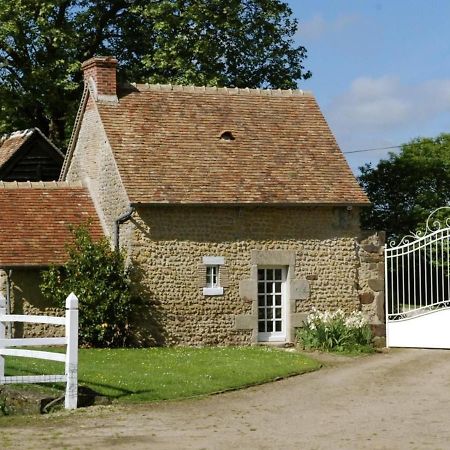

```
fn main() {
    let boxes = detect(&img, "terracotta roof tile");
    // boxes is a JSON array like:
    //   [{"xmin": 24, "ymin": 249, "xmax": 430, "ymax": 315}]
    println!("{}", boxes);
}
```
[
  {"xmin": 0, "ymin": 128, "xmax": 63, "ymax": 172},
  {"xmin": 95, "ymin": 84, "xmax": 369, "ymax": 205},
  {"xmin": 0, "ymin": 183, "xmax": 103, "ymax": 267},
  {"xmin": 0, "ymin": 130, "xmax": 34, "ymax": 168}
]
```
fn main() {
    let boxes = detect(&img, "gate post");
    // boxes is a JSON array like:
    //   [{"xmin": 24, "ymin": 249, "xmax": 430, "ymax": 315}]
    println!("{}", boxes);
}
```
[
  {"xmin": 0, "ymin": 294, "xmax": 5, "ymax": 379},
  {"xmin": 385, "ymin": 246, "xmax": 389, "ymax": 348},
  {"xmin": 65, "ymin": 293, "xmax": 78, "ymax": 409}
]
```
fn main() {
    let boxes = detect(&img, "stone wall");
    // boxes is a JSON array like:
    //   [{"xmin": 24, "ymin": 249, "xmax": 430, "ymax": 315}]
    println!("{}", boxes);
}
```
[
  {"xmin": 1, "ymin": 213, "xmax": 387, "ymax": 344},
  {"xmin": 129, "ymin": 204, "xmax": 365, "ymax": 346},
  {"xmin": 5, "ymin": 269, "xmax": 64, "ymax": 338},
  {"xmin": 65, "ymin": 101, "xmax": 132, "ymax": 246},
  {"xmin": 356, "ymin": 231, "xmax": 386, "ymax": 337}
]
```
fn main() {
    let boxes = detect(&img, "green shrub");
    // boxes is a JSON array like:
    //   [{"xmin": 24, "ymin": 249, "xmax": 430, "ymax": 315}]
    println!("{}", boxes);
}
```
[
  {"xmin": 297, "ymin": 308, "xmax": 372, "ymax": 352},
  {"xmin": 40, "ymin": 223, "xmax": 144, "ymax": 348}
]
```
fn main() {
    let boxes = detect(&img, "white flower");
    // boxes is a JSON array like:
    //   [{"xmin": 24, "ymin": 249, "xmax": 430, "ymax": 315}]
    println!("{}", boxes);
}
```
[{"xmin": 306, "ymin": 308, "xmax": 367, "ymax": 329}]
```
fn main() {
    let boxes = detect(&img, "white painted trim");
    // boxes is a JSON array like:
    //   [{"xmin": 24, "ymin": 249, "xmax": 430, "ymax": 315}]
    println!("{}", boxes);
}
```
[
  {"xmin": 0, "ymin": 348, "xmax": 66, "ymax": 363},
  {"xmin": 0, "ymin": 294, "xmax": 5, "ymax": 380},
  {"xmin": 65, "ymin": 292, "xmax": 78, "ymax": 409},
  {"xmin": 387, "ymin": 308, "xmax": 450, "ymax": 348},
  {"xmin": 0, "ymin": 337, "xmax": 67, "ymax": 347},
  {"xmin": 203, "ymin": 287, "xmax": 224, "ymax": 296},
  {"xmin": 0, "ymin": 293, "xmax": 79, "ymax": 410},
  {"xmin": 0, "ymin": 314, "xmax": 65, "ymax": 325},
  {"xmin": 203, "ymin": 256, "xmax": 225, "ymax": 265},
  {"xmin": 257, "ymin": 267, "xmax": 288, "ymax": 343}
]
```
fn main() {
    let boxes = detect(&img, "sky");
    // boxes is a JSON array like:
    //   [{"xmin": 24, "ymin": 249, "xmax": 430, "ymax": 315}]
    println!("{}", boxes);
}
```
[{"xmin": 287, "ymin": 0, "xmax": 450, "ymax": 173}]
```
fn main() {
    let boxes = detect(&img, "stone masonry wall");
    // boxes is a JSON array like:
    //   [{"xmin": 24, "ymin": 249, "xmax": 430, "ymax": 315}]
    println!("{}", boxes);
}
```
[
  {"xmin": 66, "ymin": 100, "xmax": 132, "ymax": 245},
  {"xmin": 130, "ymin": 205, "xmax": 363, "ymax": 346},
  {"xmin": 2, "ymin": 211, "xmax": 387, "ymax": 344},
  {"xmin": 8, "ymin": 269, "xmax": 64, "ymax": 338},
  {"xmin": 357, "ymin": 231, "xmax": 386, "ymax": 337}
]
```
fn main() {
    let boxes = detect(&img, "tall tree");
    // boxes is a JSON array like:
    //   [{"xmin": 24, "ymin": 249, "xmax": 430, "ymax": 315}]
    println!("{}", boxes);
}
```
[
  {"xmin": 0, "ymin": 0, "xmax": 310, "ymax": 146},
  {"xmin": 359, "ymin": 133, "xmax": 450, "ymax": 242}
]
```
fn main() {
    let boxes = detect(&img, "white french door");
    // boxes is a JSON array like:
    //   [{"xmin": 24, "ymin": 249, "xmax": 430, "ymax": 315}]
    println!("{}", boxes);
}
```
[{"xmin": 257, "ymin": 267, "xmax": 287, "ymax": 342}]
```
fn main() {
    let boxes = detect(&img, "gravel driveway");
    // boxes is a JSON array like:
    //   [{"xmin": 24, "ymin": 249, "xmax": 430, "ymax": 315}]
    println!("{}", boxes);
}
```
[{"xmin": 2, "ymin": 348, "xmax": 450, "ymax": 449}]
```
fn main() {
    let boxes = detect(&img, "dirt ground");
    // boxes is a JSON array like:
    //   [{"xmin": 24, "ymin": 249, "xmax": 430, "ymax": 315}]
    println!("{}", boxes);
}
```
[{"xmin": 2, "ymin": 348, "xmax": 450, "ymax": 449}]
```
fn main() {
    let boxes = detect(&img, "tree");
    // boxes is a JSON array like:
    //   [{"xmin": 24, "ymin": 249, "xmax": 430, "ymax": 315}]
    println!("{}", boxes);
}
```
[
  {"xmin": 0, "ymin": 0, "xmax": 310, "ymax": 146},
  {"xmin": 40, "ymin": 224, "xmax": 145, "ymax": 347},
  {"xmin": 358, "ymin": 133, "xmax": 450, "ymax": 242}
]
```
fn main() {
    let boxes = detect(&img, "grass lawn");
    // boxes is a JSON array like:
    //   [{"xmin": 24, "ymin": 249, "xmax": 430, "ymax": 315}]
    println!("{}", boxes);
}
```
[{"xmin": 4, "ymin": 347, "xmax": 320, "ymax": 403}]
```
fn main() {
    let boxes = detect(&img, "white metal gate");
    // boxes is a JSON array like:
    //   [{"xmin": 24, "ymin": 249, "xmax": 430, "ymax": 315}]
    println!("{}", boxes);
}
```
[{"xmin": 386, "ymin": 207, "xmax": 450, "ymax": 348}]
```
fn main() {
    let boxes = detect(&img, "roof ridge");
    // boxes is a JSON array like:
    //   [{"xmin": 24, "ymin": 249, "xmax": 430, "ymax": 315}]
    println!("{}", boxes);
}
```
[
  {"xmin": 126, "ymin": 82, "xmax": 314, "ymax": 97},
  {"xmin": 0, "ymin": 129, "xmax": 34, "ymax": 146},
  {"xmin": 32, "ymin": 128, "xmax": 63, "ymax": 155},
  {"xmin": 0, "ymin": 180, "xmax": 83, "ymax": 189}
]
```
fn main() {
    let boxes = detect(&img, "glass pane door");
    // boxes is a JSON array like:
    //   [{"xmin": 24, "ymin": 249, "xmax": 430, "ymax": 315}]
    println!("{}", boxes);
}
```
[{"xmin": 257, "ymin": 267, "xmax": 286, "ymax": 342}]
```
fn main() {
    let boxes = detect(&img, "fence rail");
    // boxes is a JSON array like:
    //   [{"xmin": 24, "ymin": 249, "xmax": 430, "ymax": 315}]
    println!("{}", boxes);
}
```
[{"xmin": 0, "ymin": 293, "xmax": 79, "ymax": 409}]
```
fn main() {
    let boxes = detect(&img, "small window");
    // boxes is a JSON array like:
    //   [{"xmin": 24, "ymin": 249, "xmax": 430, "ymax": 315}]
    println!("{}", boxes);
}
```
[
  {"xmin": 202, "ymin": 256, "xmax": 225, "ymax": 296},
  {"xmin": 206, "ymin": 265, "xmax": 220, "ymax": 288}
]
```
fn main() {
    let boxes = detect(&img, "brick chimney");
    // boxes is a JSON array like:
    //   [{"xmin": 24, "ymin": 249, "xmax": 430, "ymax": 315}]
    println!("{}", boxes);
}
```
[{"xmin": 81, "ymin": 56, "xmax": 118, "ymax": 101}]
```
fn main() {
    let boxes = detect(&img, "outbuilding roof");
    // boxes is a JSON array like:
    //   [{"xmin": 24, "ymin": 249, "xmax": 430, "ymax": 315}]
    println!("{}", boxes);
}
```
[
  {"xmin": 0, "ymin": 130, "xmax": 32, "ymax": 168},
  {"xmin": 0, "ymin": 182, "xmax": 103, "ymax": 267},
  {"xmin": 0, "ymin": 128, "xmax": 64, "ymax": 181},
  {"xmin": 0, "ymin": 128, "xmax": 62, "ymax": 167},
  {"xmin": 94, "ymin": 84, "xmax": 369, "ymax": 205}
]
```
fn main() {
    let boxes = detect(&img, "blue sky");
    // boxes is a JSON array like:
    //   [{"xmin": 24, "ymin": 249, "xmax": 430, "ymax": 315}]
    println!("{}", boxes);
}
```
[{"xmin": 287, "ymin": 0, "xmax": 450, "ymax": 173}]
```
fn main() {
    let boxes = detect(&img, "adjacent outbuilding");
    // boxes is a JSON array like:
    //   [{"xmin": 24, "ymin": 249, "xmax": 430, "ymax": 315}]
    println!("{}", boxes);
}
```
[
  {"xmin": 0, "ymin": 181, "xmax": 103, "ymax": 336},
  {"xmin": 0, "ymin": 128, "xmax": 64, "ymax": 181}
]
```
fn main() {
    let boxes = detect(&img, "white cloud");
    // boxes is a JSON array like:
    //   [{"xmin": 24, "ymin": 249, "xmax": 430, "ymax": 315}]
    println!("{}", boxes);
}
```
[
  {"xmin": 328, "ymin": 76, "xmax": 450, "ymax": 132},
  {"xmin": 298, "ymin": 13, "xmax": 361, "ymax": 40},
  {"xmin": 325, "ymin": 76, "xmax": 450, "ymax": 172}
]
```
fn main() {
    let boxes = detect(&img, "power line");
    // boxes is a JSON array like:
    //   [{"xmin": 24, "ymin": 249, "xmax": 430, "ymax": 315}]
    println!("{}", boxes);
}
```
[{"xmin": 343, "ymin": 145, "xmax": 402, "ymax": 154}]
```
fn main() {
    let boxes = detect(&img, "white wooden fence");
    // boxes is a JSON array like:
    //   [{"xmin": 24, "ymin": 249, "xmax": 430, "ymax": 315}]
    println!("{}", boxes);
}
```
[{"xmin": 0, "ymin": 293, "xmax": 79, "ymax": 409}]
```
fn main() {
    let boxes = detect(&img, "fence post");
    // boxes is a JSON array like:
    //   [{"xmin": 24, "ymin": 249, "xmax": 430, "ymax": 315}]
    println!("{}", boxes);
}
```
[
  {"xmin": 64, "ymin": 293, "xmax": 78, "ymax": 409},
  {"xmin": 0, "ymin": 294, "xmax": 5, "ymax": 380}
]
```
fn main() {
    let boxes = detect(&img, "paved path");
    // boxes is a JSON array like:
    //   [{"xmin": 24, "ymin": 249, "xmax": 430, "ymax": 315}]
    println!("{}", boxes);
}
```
[{"xmin": 2, "ymin": 348, "xmax": 450, "ymax": 449}]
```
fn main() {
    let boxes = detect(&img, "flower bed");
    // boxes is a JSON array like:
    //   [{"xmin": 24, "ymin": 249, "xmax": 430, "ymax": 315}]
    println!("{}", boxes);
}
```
[{"xmin": 297, "ymin": 308, "xmax": 373, "ymax": 353}]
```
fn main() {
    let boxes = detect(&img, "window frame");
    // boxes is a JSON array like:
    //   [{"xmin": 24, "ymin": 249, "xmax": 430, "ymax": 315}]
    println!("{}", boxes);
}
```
[
  {"xmin": 202, "ymin": 256, "xmax": 225, "ymax": 296},
  {"xmin": 206, "ymin": 265, "xmax": 220, "ymax": 288}
]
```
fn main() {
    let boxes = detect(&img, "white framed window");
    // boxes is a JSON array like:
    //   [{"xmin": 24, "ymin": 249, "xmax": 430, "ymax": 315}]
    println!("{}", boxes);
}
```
[
  {"xmin": 206, "ymin": 265, "xmax": 220, "ymax": 288},
  {"xmin": 202, "ymin": 256, "xmax": 225, "ymax": 296}
]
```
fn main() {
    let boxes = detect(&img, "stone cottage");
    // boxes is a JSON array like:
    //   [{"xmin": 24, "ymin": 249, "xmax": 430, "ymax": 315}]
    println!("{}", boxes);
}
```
[
  {"xmin": 56, "ymin": 56, "xmax": 385, "ymax": 346},
  {"xmin": 0, "ymin": 128, "xmax": 64, "ymax": 181}
]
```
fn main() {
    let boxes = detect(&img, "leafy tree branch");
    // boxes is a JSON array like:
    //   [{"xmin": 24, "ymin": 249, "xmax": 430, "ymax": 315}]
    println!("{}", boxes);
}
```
[
  {"xmin": 0, "ymin": 0, "xmax": 310, "ymax": 146},
  {"xmin": 359, "ymin": 133, "xmax": 450, "ymax": 242}
]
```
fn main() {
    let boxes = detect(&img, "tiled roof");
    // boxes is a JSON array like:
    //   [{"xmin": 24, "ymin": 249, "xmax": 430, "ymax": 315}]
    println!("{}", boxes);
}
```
[
  {"xmin": 0, "ymin": 128, "xmax": 63, "ymax": 169},
  {"xmin": 96, "ymin": 84, "xmax": 369, "ymax": 205},
  {"xmin": 0, "ymin": 130, "xmax": 33, "ymax": 168},
  {"xmin": 0, "ymin": 182, "xmax": 103, "ymax": 267}
]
